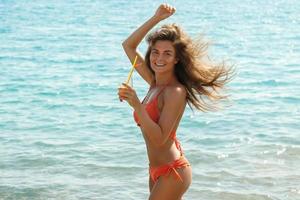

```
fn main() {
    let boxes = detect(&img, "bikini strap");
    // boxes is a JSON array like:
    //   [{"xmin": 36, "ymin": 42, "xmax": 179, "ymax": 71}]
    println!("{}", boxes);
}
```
[
  {"xmin": 145, "ymin": 78, "xmax": 172, "ymax": 103},
  {"xmin": 155, "ymin": 75, "xmax": 175, "ymax": 98},
  {"xmin": 154, "ymin": 84, "xmax": 168, "ymax": 99},
  {"xmin": 141, "ymin": 86, "xmax": 152, "ymax": 104},
  {"xmin": 174, "ymin": 137, "xmax": 184, "ymax": 156},
  {"xmin": 141, "ymin": 80, "xmax": 157, "ymax": 104}
]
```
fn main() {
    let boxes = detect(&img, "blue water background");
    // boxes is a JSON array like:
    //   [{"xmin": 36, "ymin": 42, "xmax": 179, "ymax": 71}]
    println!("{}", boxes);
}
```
[{"xmin": 0, "ymin": 0, "xmax": 299, "ymax": 199}]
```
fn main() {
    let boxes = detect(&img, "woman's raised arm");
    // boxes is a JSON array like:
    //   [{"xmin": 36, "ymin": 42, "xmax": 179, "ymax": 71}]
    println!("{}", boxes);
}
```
[{"xmin": 122, "ymin": 4, "xmax": 176, "ymax": 85}]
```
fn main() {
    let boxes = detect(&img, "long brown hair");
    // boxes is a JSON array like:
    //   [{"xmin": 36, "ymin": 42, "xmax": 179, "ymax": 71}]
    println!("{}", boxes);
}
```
[{"xmin": 145, "ymin": 24, "xmax": 235, "ymax": 111}]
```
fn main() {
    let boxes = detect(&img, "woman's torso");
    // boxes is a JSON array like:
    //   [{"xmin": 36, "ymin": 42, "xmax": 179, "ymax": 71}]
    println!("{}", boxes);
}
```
[{"xmin": 133, "ymin": 83, "xmax": 186, "ymax": 167}]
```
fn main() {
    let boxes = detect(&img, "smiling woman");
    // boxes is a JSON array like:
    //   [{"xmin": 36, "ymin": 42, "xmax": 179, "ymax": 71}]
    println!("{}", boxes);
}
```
[{"xmin": 118, "ymin": 3, "xmax": 234, "ymax": 200}]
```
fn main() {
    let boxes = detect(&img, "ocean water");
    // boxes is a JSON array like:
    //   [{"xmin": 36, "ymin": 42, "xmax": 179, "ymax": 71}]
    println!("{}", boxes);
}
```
[{"xmin": 0, "ymin": 0, "xmax": 299, "ymax": 199}]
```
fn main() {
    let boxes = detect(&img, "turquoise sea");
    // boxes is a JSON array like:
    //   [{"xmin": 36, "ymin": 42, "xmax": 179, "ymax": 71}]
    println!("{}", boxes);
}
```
[{"xmin": 1, "ymin": 0, "xmax": 299, "ymax": 199}]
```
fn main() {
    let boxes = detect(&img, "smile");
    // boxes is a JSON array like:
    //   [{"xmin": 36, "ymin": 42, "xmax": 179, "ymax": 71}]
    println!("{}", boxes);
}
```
[{"xmin": 155, "ymin": 63, "xmax": 166, "ymax": 67}]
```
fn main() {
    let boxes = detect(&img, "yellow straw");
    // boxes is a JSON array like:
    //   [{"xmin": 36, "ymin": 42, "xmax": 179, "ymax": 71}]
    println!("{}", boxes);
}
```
[{"xmin": 125, "ymin": 55, "xmax": 138, "ymax": 85}]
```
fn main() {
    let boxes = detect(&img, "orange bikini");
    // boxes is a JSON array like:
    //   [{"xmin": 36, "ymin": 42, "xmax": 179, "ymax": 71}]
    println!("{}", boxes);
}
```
[{"xmin": 133, "ymin": 84, "xmax": 190, "ymax": 183}]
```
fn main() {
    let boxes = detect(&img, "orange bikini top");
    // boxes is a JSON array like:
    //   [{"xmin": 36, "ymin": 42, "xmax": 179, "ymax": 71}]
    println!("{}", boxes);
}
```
[
  {"xmin": 133, "ymin": 85, "xmax": 164, "ymax": 126},
  {"xmin": 133, "ymin": 84, "xmax": 176, "ymax": 140}
]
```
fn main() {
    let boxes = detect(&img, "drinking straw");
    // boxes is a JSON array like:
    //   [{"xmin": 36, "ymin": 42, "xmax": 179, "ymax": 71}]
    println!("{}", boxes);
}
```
[{"xmin": 125, "ymin": 55, "xmax": 138, "ymax": 85}]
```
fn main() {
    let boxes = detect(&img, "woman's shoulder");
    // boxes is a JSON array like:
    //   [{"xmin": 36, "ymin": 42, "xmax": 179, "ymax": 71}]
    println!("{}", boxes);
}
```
[
  {"xmin": 157, "ymin": 83, "xmax": 186, "ymax": 110},
  {"xmin": 164, "ymin": 83, "xmax": 186, "ymax": 100}
]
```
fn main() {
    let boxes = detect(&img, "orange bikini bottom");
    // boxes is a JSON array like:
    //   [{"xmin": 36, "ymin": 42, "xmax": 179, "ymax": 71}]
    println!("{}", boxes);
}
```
[{"xmin": 149, "ymin": 156, "xmax": 190, "ymax": 183}]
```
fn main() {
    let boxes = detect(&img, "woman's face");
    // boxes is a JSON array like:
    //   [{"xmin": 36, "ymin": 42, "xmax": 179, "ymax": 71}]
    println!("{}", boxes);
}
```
[{"xmin": 149, "ymin": 40, "xmax": 178, "ymax": 74}]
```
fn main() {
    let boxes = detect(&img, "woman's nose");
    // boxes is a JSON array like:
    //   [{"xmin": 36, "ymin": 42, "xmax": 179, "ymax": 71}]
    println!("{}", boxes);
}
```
[{"xmin": 157, "ymin": 54, "xmax": 164, "ymax": 62}]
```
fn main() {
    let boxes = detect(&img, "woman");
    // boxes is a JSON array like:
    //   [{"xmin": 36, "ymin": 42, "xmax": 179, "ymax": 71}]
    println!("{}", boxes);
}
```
[{"xmin": 118, "ymin": 4, "xmax": 233, "ymax": 200}]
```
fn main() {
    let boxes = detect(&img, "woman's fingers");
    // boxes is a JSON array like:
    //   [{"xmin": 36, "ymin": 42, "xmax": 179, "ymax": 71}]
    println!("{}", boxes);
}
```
[
  {"xmin": 121, "ymin": 83, "xmax": 133, "ymax": 90},
  {"xmin": 171, "ymin": 6, "xmax": 176, "ymax": 13},
  {"xmin": 163, "ymin": 3, "xmax": 175, "ymax": 12},
  {"xmin": 119, "ymin": 92, "xmax": 133, "ymax": 103},
  {"xmin": 118, "ymin": 86, "xmax": 133, "ymax": 94},
  {"xmin": 119, "ymin": 90, "xmax": 131, "ymax": 98},
  {"xmin": 155, "ymin": 3, "xmax": 176, "ymax": 20},
  {"xmin": 117, "ymin": 83, "xmax": 140, "ymax": 108},
  {"xmin": 118, "ymin": 86, "xmax": 135, "ymax": 102},
  {"xmin": 163, "ymin": 3, "xmax": 168, "ymax": 9}
]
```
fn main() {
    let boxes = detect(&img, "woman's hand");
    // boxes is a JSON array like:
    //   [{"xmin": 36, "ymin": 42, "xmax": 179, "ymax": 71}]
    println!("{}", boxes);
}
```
[
  {"xmin": 118, "ymin": 83, "xmax": 141, "ymax": 109},
  {"xmin": 153, "ymin": 3, "xmax": 176, "ymax": 21}
]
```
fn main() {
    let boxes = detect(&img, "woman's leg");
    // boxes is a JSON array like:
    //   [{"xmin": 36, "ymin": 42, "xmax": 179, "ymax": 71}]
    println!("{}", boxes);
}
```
[{"xmin": 148, "ymin": 166, "xmax": 192, "ymax": 200}]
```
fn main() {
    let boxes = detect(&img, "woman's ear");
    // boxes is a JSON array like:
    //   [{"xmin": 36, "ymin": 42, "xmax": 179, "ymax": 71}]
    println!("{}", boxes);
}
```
[{"xmin": 174, "ymin": 58, "xmax": 179, "ymax": 64}]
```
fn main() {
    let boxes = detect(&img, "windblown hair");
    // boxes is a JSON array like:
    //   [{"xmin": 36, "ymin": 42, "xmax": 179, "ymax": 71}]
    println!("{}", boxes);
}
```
[{"xmin": 145, "ymin": 24, "xmax": 235, "ymax": 111}]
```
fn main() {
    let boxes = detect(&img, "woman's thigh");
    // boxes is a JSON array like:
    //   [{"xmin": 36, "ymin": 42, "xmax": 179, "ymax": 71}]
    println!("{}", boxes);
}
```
[{"xmin": 149, "ymin": 166, "xmax": 192, "ymax": 200}]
